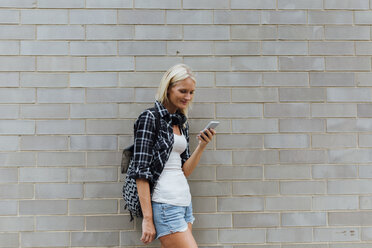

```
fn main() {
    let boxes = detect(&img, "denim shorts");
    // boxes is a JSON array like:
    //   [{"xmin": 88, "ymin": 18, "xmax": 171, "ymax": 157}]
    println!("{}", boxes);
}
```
[{"xmin": 152, "ymin": 201, "xmax": 195, "ymax": 239}]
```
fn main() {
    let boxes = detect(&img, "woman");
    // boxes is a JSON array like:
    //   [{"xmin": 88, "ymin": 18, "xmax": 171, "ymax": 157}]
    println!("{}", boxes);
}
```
[{"xmin": 128, "ymin": 64, "xmax": 215, "ymax": 247}]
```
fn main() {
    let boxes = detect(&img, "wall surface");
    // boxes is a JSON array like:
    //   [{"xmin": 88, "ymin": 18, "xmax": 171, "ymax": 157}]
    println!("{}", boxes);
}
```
[{"xmin": 0, "ymin": 0, "xmax": 372, "ymax": 247}]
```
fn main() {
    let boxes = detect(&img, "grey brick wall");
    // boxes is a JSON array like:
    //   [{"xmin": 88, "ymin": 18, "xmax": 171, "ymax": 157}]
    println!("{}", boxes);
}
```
[{"xmin": 0, "ymin": 1, "xmax": 371, "ymax": 247}]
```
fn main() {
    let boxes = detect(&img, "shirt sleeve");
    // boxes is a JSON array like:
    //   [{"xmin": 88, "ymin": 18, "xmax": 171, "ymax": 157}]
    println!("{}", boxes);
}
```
[
  {"xmin": 128, "ymin": 110, "xmax": 156, "ymax": 182},
  {"xmin": 181, "ymin": 122, "xmax": 191, "ymax": 167}
]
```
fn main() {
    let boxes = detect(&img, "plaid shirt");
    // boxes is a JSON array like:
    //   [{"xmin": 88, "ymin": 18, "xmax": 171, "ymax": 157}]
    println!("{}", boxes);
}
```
[{"xmin": 128, "ymin": 101, "xmax": 190, "ymax": 190}]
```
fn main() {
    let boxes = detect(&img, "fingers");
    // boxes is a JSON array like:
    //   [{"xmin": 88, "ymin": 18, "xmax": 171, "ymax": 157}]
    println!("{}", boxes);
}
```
[
  {"xmin": 140, "ymin": 232, "xmax": 155, "ymax": 244},
  {"xmin": 199, "ymin": 128, "xmax": 215, "ymax": 143}
]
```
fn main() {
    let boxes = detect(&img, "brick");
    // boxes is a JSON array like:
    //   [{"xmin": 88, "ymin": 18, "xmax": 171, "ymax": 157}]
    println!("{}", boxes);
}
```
[
  {"xmin": 262, "ymin": 10, "xmax": 307, "ymax": 24},
  {"xmin": 21, "ymin": 10, "xmax": 68, "ymax": 24},
  {"xmin": 0, "ymin": 25, "xmax": 34, "ymax": 40},
  {"xmin": 87, "ymin": 120, "xmax": 132, "ymax": 135},
  {"xmin": 219, "ymin": 229, "xmax": 265, "ymax": 244},
  {"xmin": 217, "ymin": 104, "xmax": 262, "ymax": 118},
  {"xmin": 135, "ymin": 0, "xmax": 181, "ymax": 9},
  {"xmin": 313, "ymin": 196, "xmax": 359, "ymax": 210},
  {"xmin": 0, "ymin": 233, "xmax": 18, "ymax": 247},
  {"xmin": 234, "ymin": 213, "xmax": 279, "ymax": 227},
  {"xmin": 281, "ymin": 181, "xmax": 326, "ymax": 195},
  {"xmin": 71, "ymin": 168, "xmax": 117, "ymax": 183},
  {"xmin": 0, "ymin": 168, "xmax": 18, "ymax": 183},
  {"xmin": 188, "ymin": 166, "xmax": 215, "ymax": 180},
  {"xmin": 0, "ymin": 217, "xmax": 33, "ymax": 231},
  {"xmin": 70, "ymin": 136, "xmax": 117, "ymax": 151},
  {"xmin": 71, "ymin": 41, "xmax": 117, "ymax": 56},
  {"xmin": 21, "ymin": 72, "xmax": 68, "ymax": 87},
  {"xmin": 0, "ymin": 105, "xmax": 18, "ymax": 119},
  {"xmin": 0, "ymin": 88, "xmax": 34, "ymax": 103},
  {"xmin": 326, "ymin": 57, "xmax": 371, "ymax": 71},
  {"xmin": 360, "ymin": 134, "xmax": 372, "ymax": 147},
  {"xmin": 0, "ymin": 120, "xmax": 34, "ymax": 134},
  {"xmin": 87, "ymin": 88, "xmax": 134, "ymax": 103},
  {"xmin": 184, "ymin": 57, "xmax": 230, "ymax": 72},
  {"xmin": 217, "ymin": 42, "xmax": 260, "ymax": 56},
  {"xmin": 0, "ymin": 72, "xmax": 19, "ymax": 87},
  {"xmin": 264, "ymin": 72, "xmax": 308, "ymax": 87},
  {"xmin": 312, "ymin": 134, "xmax": 356, "ymax": 148},
  {"xmin": 189, "ymin": 182, "xmax": 231, "ymax": 196},
  {"xmin": 232, "ymin": 56, "xmax": 277, "ymax": 71},
  {"xmin": 85, "ymin": 183, "xmax": 122, "ymax": 198},
  {"xmin": 38, "ymin": 0, "xmax": 84, "ymax": 8},
  {"xmin": 0, "ymin": 56, "xmax": 35, "ymax": 72},
  {"xmin": 70, "ymin": 104, "xmax": 118, "ymax": 118},
  {"xmin": 265, "ymin": 165, "xmax": 311, "ymax": 179},
  {"xmin": 279, "ymin": 25, "xmax": 324, "ymax": 40},
  {"xmin": 218, "ymin": 197, "xmax": 264, "ymax": 212},
  {"xmin": 36, "ymin": 216, "xmax": 84, "ymax": 231},
  {"xmin": 119, "ymin": 103, "xmax": 152, "ymax": 118},
  {"xmin": 38, "ymin": 88, "xmax": 84, "ymax": 103},
  {"xmin": 267, "ymin": 228, "xmax": 313, "ymax": 243},
  {"xmin": 355, "ymin": 11, "xmax": 372, "ymax": 24},
  {"xmin": 167, "ymin": 41, "xmax": 213, "ymax": 56},
  {"xmin": 329, "ymin": 149, "xmax": 372, "ymax": 163},
  {"xmin": 188, "ymin": 103, "xmax": 215, "ymax": 119},
  {"xmin": 357, "ymin": 73, "xmax": 372, "ymax": 86},
  {"xmin": 359, "ymin": 165, "xmax": 372, "ymax": 178},
  {"xmin": 309, "ymin": 42, "xmax": 354, "ymax": 55},
  {"xmin": 328, "ymin": 88, "xmax": 372, "ymax": 102},
  {"xmin": 309, "ymin": 11, "xmax": 353, "ymax": 24},
  {"xmin": 86, "ymin": 25, "xmax": 133, "ymax": 40},
  {"xmin": 214, "ymin": 10, "xmax": 260, "ymax": 24},
  {"xmin": 216, "ymin": 72, "xmax": 261, "ymax": 87},
  {"xmin": 279, "ymin": 119, "xmax": 325, "ymax": 132},
  {"xmin": 325, "ymin": 26, "xmax": 370, "ymax": 40},
  {"xmin": 265, "ymin": 103, "xmax": 310, "ymax": 117},
  {"xmin": 217, "ymin": 134, "xmax": 262, "ymax": 149},
  {"xmin": 87, "ymin": 215, "xmax": 133, "ymax": 230},
  {"xmin": 21, "ymin": 136, "xmax": 68, "ymax": 151},
  {"xmin": 134, "ymin": 88, "xmax": 157, "ymax": 102},
  {"xmin": 20, "ymin": 168, "xmax": 68, "ymax": 183},
  {"xmin": 71, "ymin": 72, "xmax": 117, "ymax": 87},
  {"xmin": 279, "ymin": 56, "xmax": 324, "ymax": 71},
  {"xmin": 184, "ymin": 25, "xmax": 229, "ymax": 40},
  {"xmin": 0, "ymin": 184, "xmax": 33, "ymax": 199},
  {"xmin": 0, "ymin": 136, "xmax": 18, "ymax": 151},
  {"xmin": 233, "ymin": 88, "xmax": 278, "ymax": 103},
  {"xmin": 192, "ymin": 197, "xmax": 216, "ymax": 213},
  {"xmin": 37, "ymin": 57, "xmax": 85, "ymax": 72},
  {"xmin": 36, "ymin": 183, "xmax": 83, "ymax": 199},
  {"xmin": 280, "ymin": 150, "xmax": 327, "ymax": 164},
  {"xmin": 266, "ymin": 197, "xmax": 311, "ymax": 211},
  {"xmin": 183, "ymin": 0, "xmax": 228, "ymax": 9},
  {"xmin": 263, "ymin": 41, "xmax": 307, "ymax": 55},
  {"xmin": 312, "ymin": 104, "xmax": 356, "ymax": 117},
  {"xmin": 119, "ymin": 41, "xmax": 166, "ymax": 55},
  {"xmin": 0, "ymin": 201, "xmax": 17, "ymax": 215},
  {"xmin": 0, "ymin": 153, "xmax": 35, "ymax": 167},
  {"xmin": 217, "ymin": 166, "xmax": 262, "ymax": 180},
  {"xmin": 71, "ymin": 232, "xmax": 119, "ymax": 247},
  {"xmin": 329, "ymin": 179, "xmax": 372, "ymax": 194},
  {"xmin": 119, "ymin": 72, "xmax": 161, "ymax": 87},
  {"xmin": 231, "ymin": 0, "xmax": 276, "ymax": 9},
  {"xmin": 314, "ymin": 227, "xmax": 359, "ymax": 242},
  {"xmin": 361, "ymin": 196, "xmax": 372, "ymax": 209},
  {"xmin": 193, "ymin": 213, "xmax": 231, "ymax": 228},
  {"xmin": 87, "ymin": 57, "xmax": 134, "ymax": 71},
  {"xmin": 37, "ymin": 120, "xmax": 84, "ymax": 134},
  {"xmin": 310, "ymin": 72, "xmax": 355, "ymax": 87},
  {"xmin": 167, "ymin": 10, "xmax": 212, "ymax": 24},
  {"xmin": 233, "ymin": 181, "xmax": 279, "ymax": 196},
  {"xmin": 233, "ymin": 150, "xmax": 279, "ymax": 165},
  {"xmin": 193, "ymin": 230, "xmax": 218, "ymax": 244},
  {"xmin": 280, "ymin": 88, "xmax": 325, "ymax": 102},
  {"xmin": 356, "ymin": 42, "xmax": 372, "ymax": 55},
  {"xmin": 0, "ymin": 0, "xmax": 36, "ymax": 8},
  {"xmin": 278, "ymin": 0, "xmax": 323, "ymax": 9},
  {"xmin": 86, "ymin": 0, "xmax": 132, "ymax": 8},
  {"xmin": 69, "ymin": 199, "xmax": 117, "ymax": 215},
  {"xmin": 21, "ymin": 104, "xmax": 69, "ymax": 119},
  {"xmin": 282, "ymin": 212, "xmax": 326, "ymax": 227},
  {"xmin": 21, "ymin": 232, "xmax": 69, "ymax": 247},
  {"xmin": 363, "ymin": 227, "xmax": 372, "ymax": 240},
  {"xmin": 325, "ymin": 0, "xmax": 369, "ymax": 9},
  {"xmin": 192, "ymin": 88, "xmax": 230, "ymax": 103},
  {"xmin": 194, "ymin": 72, "xmax": 215, "ymax": 87},
  {"xmin": 37, "ymin": 25, "xmax": 85, "ymax": 40},
  {"xmin": 232, "ymin": 25, "xmax": 277, "ymax": 40},
  {"xmin": 70, "ymin": 10, "xmax": 116, "ymax": 24},
  {"xmin": 135, "ymin": 25, "xmax": 182, "ymax": 40},
  {"xmin": 38, "ymin": 152, "xmax": 85, "ymax": 167},
  {"xmin": 19, "ymin": 200, "xmax": 67, "ymax": 215},
  {"xmin": 0, "ymin": 41, "xmax": 19, "ymax": 55}
]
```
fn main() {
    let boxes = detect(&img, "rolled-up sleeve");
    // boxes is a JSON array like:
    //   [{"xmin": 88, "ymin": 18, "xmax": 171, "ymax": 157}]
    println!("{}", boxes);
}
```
[
  {"xmin": 128, "ymin": 110, "xmax": 156, "ymax": 182},
  {"xmin": 181, "ymin": 122, "xmax": 191, "ymax": 166}
]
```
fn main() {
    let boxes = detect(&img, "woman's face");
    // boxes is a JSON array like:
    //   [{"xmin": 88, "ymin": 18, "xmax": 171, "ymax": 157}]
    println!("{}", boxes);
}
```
[{"xmin": 167, "ymin": 77, "xmax": 195, "ymax": 112}]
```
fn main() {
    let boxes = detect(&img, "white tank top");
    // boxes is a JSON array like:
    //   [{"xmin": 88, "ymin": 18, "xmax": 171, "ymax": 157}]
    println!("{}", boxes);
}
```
[{"xmin": 152, "ymin": 133, "xmax": 191, "ymax": 206}]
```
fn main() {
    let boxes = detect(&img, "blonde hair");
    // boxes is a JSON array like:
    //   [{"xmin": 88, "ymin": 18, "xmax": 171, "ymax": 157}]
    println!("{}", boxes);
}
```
[{"xmin": 156, "ymin": 64, "xmax": 196, "ymax": 116}]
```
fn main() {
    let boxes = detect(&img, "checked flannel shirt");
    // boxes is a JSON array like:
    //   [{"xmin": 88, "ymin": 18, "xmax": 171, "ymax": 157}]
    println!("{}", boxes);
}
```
[{"xmin": 128, "ymin": 101, "xmax": 191, "ymax": 190}]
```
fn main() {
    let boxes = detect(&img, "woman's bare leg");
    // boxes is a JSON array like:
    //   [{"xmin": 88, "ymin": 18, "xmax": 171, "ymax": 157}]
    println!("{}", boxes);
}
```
[{"xmin": 159, "ymin": 223, "xmax": 197, "ymax": 248}]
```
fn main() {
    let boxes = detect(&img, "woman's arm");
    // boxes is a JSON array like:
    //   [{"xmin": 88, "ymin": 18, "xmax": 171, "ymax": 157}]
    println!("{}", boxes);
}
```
[
  {"xmin": 182, "ymin": 128, "xmax": 216, "ymax": 178},
  {"xmin": 136, "ymin": 178, "xmax": 156, "ymax": 244}
]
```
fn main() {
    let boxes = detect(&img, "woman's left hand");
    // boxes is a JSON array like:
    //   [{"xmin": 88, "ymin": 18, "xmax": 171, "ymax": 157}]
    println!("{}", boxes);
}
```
[{"xmin": 197, "ymin": 128, "xmax": 216, "ymax": 147}]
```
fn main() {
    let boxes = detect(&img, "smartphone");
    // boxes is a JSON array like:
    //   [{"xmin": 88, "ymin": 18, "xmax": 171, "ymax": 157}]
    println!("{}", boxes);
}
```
[{"xmin": 197, "ymin": 121, "xmax": 219, "ymax": 140}]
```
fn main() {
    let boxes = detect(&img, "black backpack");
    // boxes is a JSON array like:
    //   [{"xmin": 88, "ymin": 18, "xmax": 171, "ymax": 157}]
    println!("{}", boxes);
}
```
[{"xmin": 122, "ymin": 108, "xmax": 160, "ymax": 221}]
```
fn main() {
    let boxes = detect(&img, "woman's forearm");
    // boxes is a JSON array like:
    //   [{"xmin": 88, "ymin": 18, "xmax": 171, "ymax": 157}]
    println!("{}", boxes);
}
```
[
  {"xmin": 182, "ymin": 144, "xmax": 206, "ymax": 178},
  {"xmin": 136, "ymin": 178, "xmax": 153, "ymax": 220}
]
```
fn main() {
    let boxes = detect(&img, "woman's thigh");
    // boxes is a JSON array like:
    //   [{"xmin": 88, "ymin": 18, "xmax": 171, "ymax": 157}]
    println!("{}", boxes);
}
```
[{"xmin": 159, "ymin": 224, "xmax": 197, "ymax": 248}]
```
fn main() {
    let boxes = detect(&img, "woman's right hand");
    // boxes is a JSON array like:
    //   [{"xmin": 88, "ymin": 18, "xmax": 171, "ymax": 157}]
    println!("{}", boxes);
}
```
[{"xmin": 140, "ymin": 217, "xmax": 156, "ymax": 244}]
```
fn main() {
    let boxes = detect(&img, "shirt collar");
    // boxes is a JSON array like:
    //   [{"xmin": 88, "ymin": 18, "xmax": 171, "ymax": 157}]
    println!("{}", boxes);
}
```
[{"xmin": 154, "ymin": 101, "xmax": 187, "ymax": 125}]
